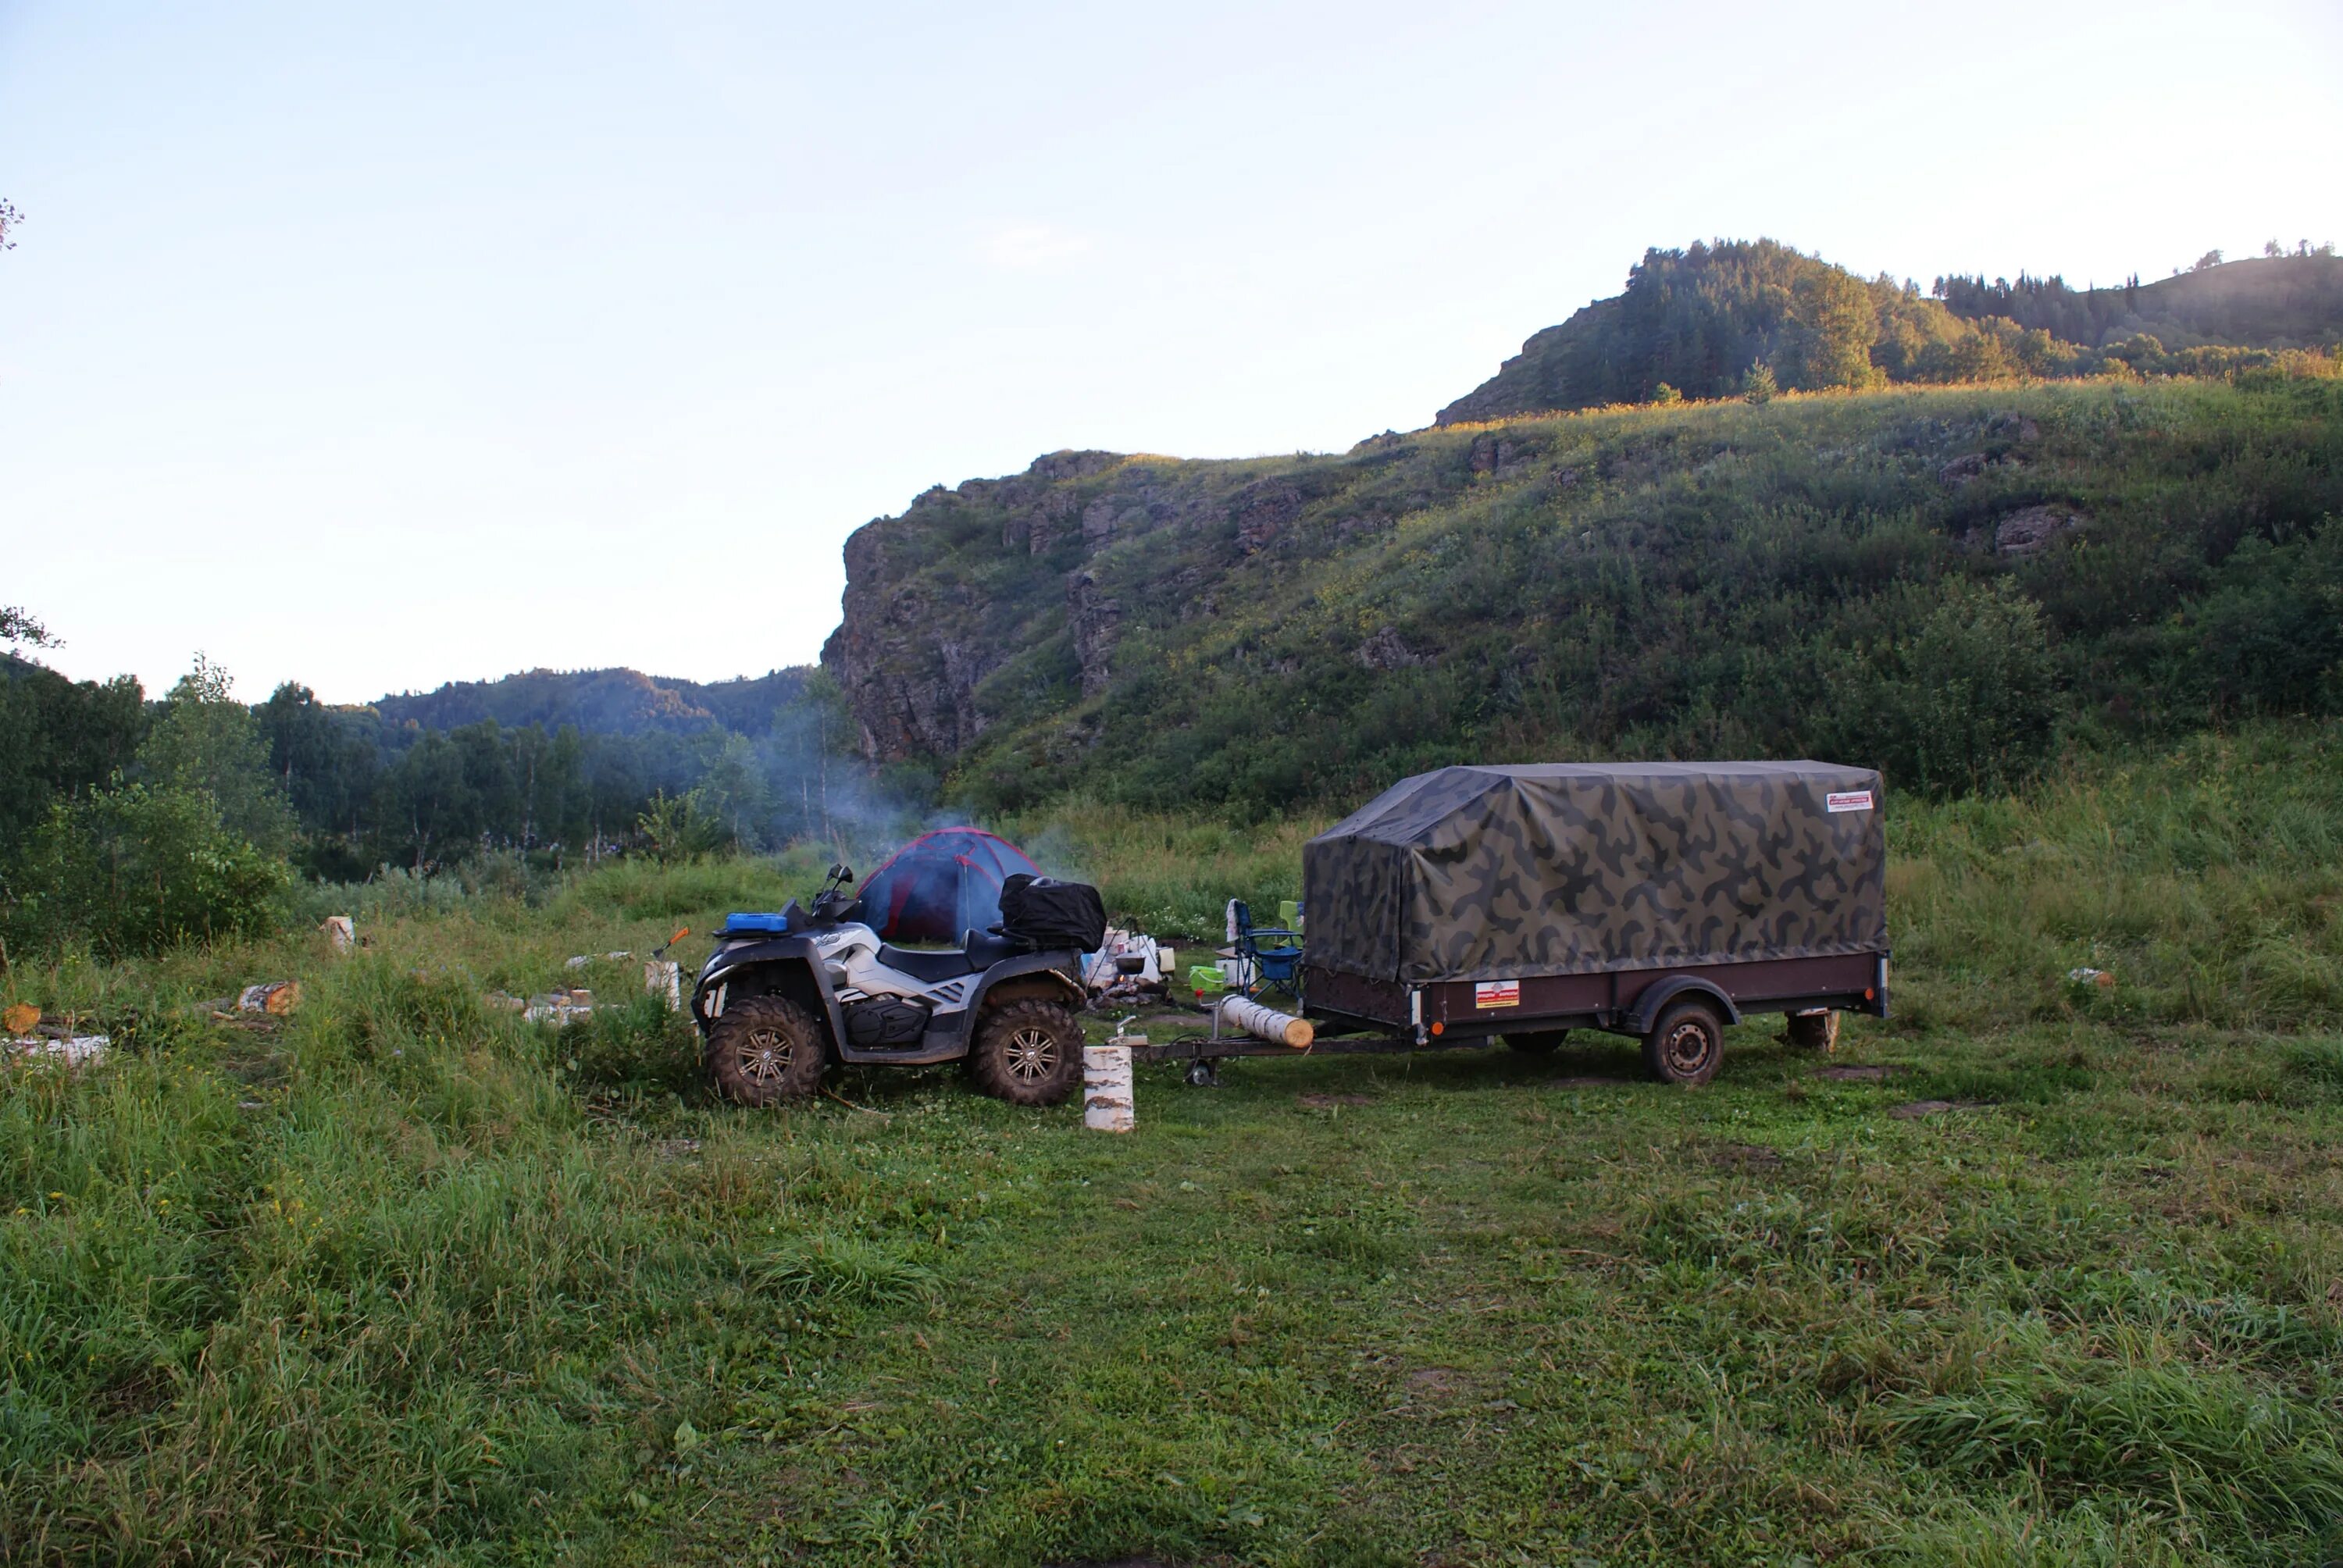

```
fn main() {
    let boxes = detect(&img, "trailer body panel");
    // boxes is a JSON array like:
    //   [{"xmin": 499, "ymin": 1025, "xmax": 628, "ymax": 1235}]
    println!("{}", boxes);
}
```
[{"xmin": 1303, "ymin": 760, "xmax": 1887, "ymax": 986}]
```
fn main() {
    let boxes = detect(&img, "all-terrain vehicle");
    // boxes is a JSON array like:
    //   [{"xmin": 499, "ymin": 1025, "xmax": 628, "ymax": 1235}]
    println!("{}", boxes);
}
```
[{"xmin": 690, "ymin": 864, "xmax": 1101, "ymax": 1107}]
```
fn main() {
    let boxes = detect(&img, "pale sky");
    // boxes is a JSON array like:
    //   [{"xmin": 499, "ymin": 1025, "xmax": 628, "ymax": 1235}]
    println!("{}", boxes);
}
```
[{"xmin": 3, "ymin": 0, "xmax": 2338, "ymax": 704}]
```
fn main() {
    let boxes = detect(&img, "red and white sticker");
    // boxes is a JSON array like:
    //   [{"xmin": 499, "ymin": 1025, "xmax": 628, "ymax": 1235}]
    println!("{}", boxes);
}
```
[
  {"xmin": 1475, "ymin": 980, "xmax": 1521, "ymax": 1009},
  {"xmin": 1826, "ymin": 789, "xmax": 1875, "ymax": 814}
]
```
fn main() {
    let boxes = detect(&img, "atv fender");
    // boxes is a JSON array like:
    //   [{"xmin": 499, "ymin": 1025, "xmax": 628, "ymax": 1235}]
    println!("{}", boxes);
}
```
[
  {"xmin": 968, "ymin": 952, "xmax": 1086, "ymax": 1018},
  {"xmin": 908, "ymin": 952, "xmax": 1086, "ymax": 1062},
  {"xmin": 693, "ymin": 937, "xmax": 848, "ymax": 1057}
]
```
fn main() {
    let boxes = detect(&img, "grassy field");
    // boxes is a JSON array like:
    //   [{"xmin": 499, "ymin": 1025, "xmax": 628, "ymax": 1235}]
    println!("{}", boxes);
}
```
[{"xmin": 5, "ymin": 730, "xmax": 2342, "ymax": 1564}]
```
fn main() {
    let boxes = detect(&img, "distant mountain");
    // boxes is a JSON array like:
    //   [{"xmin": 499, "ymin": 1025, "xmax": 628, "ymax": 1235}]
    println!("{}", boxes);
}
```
[
  {"xmin": 1436, "ymin": 241, "xmax": 2341, "ymax": 425},
  {"xmin": 1933, "ymin": 254, "xmax": 2343, "ymax": 351},
  {"xmin": 368, "ymin": 665, "xmax": 817, "ymax": 737}
]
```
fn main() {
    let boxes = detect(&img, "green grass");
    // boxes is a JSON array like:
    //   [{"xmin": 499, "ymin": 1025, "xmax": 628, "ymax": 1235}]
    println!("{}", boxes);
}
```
[{"xmin": 5, "ymin": 739, "xmax": 2343, "ymax": 1563}]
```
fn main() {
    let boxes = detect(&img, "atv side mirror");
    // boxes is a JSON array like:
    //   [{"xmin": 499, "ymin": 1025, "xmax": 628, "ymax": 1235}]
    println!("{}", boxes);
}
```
[{"xmin": 829, "ymin": 862, "xmax": 855, "ymax": 883}]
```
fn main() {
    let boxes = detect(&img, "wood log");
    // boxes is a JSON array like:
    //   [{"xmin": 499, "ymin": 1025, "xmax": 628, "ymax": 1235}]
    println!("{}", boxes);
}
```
[
  {"xmin": 1218, "ymin": 996, "xmax": 1314, "ymax": 1049},
  {"xmin": 237, "ymin": 981, "xmax": 301, "ymax": 1015},
  {"xmin": 2, "ymin": 1002, "xmax": 38, "ymax": 1037}
]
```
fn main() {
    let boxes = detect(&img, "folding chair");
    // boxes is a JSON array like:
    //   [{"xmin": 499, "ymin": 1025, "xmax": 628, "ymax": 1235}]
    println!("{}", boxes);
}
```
[{"xmin": 1230, "ymin": 900, "xmax": 1304, "ymax": 1003}]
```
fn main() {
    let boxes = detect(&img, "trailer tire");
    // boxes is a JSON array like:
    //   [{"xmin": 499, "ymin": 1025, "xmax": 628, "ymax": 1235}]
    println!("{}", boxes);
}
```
[
  {"xmin": 1785, "ymin": 1009, "xmax": 1840, "ymax": 1051},
  {"xmin": 1642, "ymin": 998, "xmax": 1724, "ymax": 1086},
  {"xmin": 968, "ymin": 999, "xmax": 1084, "ymax": 1107},
  {"xmin": 705, "ymin": 995, "xmax": 828, "ymax": 1105},
  {"xmin": 1503, "ymin": 1031, "xmax": 1568, "ymax": 1054}
]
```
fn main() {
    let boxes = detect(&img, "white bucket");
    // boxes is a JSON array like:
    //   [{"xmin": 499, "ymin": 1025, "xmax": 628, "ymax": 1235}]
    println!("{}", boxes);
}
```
[{"xmin": 1082, "ymin": 1044, "xmax": 1135, "ymax": 1132}]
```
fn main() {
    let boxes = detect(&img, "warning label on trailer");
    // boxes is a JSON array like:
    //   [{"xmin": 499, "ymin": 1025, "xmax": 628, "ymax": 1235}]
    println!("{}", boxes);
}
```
[
  {"xmin": 1475, "ymin": 980, "xmax": 1521, "ymax": 1009},
  {"xmin": 1826, "ymin": 789, "xmax": 1876, "ymax": 814}
]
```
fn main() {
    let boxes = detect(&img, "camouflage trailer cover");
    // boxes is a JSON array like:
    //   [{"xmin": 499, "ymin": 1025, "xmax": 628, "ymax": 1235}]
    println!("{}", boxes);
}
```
[{"xmin": 1303, "ymin": 762, "xmax": 1886, "ymax": 984}]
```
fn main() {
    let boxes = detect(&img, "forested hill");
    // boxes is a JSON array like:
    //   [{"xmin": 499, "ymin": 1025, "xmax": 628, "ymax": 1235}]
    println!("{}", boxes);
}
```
[
  {"xmin": 821, "ymin": 373, "xmax": 2343, "ymax": 818},
  {"xmin": 369, "ymin": 665, "xmax": 815, "ymax": 737},
  {"xmin": 1436, "ymin": 241, "xmax": 2341, "ymax": 424},
  {"xmin": 1934, "ymin": 252, "xmax": 2343, "ymax": 351}
]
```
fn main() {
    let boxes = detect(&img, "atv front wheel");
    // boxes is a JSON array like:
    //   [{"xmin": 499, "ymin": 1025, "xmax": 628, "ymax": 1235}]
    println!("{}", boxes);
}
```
[
  {"xmin": 968, "ymin": 999, "xmax": 1084, "ymax": 1107},
  {"xmin": 705, "ymin": 995, "xmax": 827, "ymax": 1105}
]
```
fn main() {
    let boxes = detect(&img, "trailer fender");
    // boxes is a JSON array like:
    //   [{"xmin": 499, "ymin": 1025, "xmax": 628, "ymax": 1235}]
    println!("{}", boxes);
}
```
[{"xmin": 1625, "ymin": 975, "xmax": 1742, "ymax": 1035}]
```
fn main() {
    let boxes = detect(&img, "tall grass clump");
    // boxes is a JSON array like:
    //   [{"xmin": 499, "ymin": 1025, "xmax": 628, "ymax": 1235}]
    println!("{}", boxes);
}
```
[
  {"xmin": 1888, "ymin": 722, "xmax": 2343, "ymax": 1028},
  {"xmin": 0, "ymin": 900, "xmax": 798, "ymax": 1562},
  {"xmin": 1880, "ymin": 1357, "xmax": 2343, "ymax": 1536}
]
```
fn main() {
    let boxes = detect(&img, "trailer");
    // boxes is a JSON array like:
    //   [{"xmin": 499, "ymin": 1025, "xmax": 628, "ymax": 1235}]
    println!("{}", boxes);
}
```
[{"xmin": 1142, "ymin": 761, "xmax": 1888, "ymax": 1085}]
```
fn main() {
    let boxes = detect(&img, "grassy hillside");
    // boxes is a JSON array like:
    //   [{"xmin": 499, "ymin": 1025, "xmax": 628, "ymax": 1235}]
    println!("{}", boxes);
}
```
[
  {"xmin": 5, "ymin": 734, "xmax": 2341, "ymax": 1565},
  {"xmin": 822, "ymin": 375, "xmax": 2343, "ymax": 818}
]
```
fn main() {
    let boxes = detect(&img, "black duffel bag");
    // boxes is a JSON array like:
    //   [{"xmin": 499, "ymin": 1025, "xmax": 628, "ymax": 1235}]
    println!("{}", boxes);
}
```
[{"xmin": 996, "ymin": 874, "xmax": 1107, "ymax": 952}]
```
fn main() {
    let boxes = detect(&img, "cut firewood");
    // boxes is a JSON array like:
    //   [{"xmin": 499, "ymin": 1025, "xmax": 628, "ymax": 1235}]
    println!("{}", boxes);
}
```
[
  {"xmin": 2, "ymin": 1002, "xmax": 38, "ymax": 1037},
  {"xmin": 238, "ymin": 981, "xmax": 301, "ymax": 1015}
]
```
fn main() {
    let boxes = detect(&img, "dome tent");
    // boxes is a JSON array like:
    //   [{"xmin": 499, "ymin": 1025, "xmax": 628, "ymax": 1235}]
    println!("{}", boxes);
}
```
[{"xmin": 857, "ymin": 828, "xmax": 1041, "ymax": 944}]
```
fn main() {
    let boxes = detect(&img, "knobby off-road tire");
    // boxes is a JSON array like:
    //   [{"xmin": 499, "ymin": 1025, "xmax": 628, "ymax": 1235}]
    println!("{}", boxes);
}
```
[
  {"xmin": 1503, "ymin": 1031, "xmax": 1568, "ymax": 1054},
  {"xmin": 1785, "ymin": 1009, "xmax": 1841, "ymax": 1051},
  {"xmin": 967, "ymin": 999, "xmax": 1084, "ymax": 1107},
  {"xmin": 1642, "ymin": 999, "xmax": 1725, "ymax": 1087},
  {"xmin": 704, "ymin": 995, "xmax": 828, "ymax": 1105}
]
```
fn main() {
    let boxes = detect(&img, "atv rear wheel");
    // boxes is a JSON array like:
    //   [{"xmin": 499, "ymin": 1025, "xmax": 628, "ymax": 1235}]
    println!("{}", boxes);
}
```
[
  {"xmin": 968, "ymin": 999, "xmax": 1083, "ymax": 1107},
  {"xmin": 705, "ymin": 995, "xmax": 828, "ymax": 1105}
]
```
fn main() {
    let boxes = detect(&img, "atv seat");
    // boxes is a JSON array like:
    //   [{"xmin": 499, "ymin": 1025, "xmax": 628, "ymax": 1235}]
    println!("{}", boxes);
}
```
[
  {"xmin": 961, "ymin": 928, "xmax": 1031, "ymax": 968},
  {"xmin": 876, "ymin": 944, "xmax": 986, "ymax": 983}
]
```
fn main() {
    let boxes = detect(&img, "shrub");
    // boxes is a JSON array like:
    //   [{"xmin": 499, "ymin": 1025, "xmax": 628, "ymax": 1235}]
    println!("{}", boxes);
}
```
[
  {"xmin": 1831, "ymin": 578, "xmax": 2059, "ymax": 796},
  {"xmin": 2, "ymin": 781, "xmax": 291, "ymax": 957}
]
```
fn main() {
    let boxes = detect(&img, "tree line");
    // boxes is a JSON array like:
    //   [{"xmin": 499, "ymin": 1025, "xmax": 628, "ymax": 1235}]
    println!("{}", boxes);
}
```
[{"xmin": 1, "ymin": 618, "xmax": 866, "ymax": 955}]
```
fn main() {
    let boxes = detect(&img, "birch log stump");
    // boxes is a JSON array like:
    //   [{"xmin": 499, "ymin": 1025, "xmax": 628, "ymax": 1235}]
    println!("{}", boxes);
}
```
[{"xmin": 1082, "ymin": 1045, "xmax": 1135, "ymax": 1132}]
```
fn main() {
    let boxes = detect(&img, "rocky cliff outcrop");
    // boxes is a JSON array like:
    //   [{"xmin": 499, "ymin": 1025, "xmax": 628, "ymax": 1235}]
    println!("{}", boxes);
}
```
[
  {"xmin": 823, "ymin": 450, "xmax": 1254, "ymax": 761},
  {"xmin": 822, "ymin": 447, "xmax": 1380, "ymax": 762},
  {"xmin": 821, "ymin": 516, "xmax": 1001, "ymax": 758}
]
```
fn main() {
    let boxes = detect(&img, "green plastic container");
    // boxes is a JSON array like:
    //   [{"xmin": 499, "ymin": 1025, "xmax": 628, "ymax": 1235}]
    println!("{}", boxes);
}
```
[{"xmin": 1187, "ymin": 963, "xmax": 1229, "ymax": 994}]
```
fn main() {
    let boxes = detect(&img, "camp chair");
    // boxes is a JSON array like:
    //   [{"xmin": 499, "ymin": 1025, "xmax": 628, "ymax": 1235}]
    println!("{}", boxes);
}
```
[{"xmin": 1230, "ymin": 900, "xmax": 1304, "ymax": 1002}]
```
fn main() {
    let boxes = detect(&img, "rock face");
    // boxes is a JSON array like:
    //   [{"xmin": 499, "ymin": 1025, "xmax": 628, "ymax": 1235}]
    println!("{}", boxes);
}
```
[
  {"xmin": 1356, "ymin": 627, "xmax": 1425, "ymax": 671},
  {"xmin": 1232, "ymin": 479, "xmax": 1303, "ymax": 556},
  {"xmin": 824, "ymin": 448, "xmax": 1265, "ymax": 758},
  {"xmin": 823, "ymin": 501, "xmax": 1011, "ymax": 758},
  {"xmin": 1994, "ymin": 504, "xmax": 2084, "ymax": 556},
  {"xmin": 1066, "ymin": 571, "xmax": 1121, "ymax": 697}
]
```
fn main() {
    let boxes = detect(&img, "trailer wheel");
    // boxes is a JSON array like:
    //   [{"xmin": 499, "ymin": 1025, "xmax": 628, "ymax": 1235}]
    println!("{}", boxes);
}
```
[
  {"xmin": 1503, "ymin": 1031, "xmax": 1567, "ymax": 1053},
  {"xmin": 968, "ymin": 999, "xmax": 1084, "ymax": 1107},
  {"xmin": 1785, "ymin": 1009, "xmax": 1840, "ymax": 1051},
  {"xmin": 1642, "ymin": 999, "xmax": 1724, "ymax": 1086},
  {"xmin": 705, "ymin": 995, "xmax": 828, "ymax": 1105}
]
